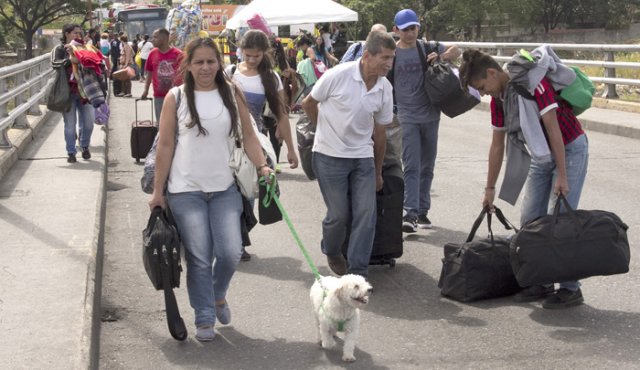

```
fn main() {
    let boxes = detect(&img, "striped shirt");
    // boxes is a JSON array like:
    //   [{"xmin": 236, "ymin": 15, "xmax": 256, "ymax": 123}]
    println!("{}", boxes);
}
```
[{"xmin": 491, "ymin": 77, "xmax": 584, "ymax": 145}]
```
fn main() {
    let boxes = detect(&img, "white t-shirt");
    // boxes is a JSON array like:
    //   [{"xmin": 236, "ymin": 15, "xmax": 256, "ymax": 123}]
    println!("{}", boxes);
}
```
[
  {"xmin": 138, "ymin": 40, "xmax": 154, "ymax": 59},
  {"xmin": 168, "ymin": 87, "xmax": 235, "ymax": 193},
  {"xmin": 225, "ymin": 65, "xmax": 283, "ymax": 131},
  {"xmin": 311, "ymin": 61, "xmax": 393, "ymax": 158}
]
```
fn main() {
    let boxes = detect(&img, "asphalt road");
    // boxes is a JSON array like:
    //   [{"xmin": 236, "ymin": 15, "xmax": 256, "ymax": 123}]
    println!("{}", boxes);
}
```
[{"xmin": 99, "ymin": 83, "xmax": 640, "ymax": 370}]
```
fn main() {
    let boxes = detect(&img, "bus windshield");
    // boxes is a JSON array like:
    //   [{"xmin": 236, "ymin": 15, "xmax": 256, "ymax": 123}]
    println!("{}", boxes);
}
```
[{"xmin": 116, "ymin": 8, "xmax": 168, "ymax": 40}]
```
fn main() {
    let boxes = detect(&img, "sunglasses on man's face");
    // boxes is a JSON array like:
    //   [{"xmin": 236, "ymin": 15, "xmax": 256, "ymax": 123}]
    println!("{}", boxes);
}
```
[{"xmin": 400, "ymin": 25, "xmax": 418, "ymax": 32}]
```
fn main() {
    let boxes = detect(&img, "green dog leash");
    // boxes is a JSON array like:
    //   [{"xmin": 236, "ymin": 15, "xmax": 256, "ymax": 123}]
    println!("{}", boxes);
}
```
[{"xmin": 259, "ymin": 174, "xmax": 352, "ymax": 331}]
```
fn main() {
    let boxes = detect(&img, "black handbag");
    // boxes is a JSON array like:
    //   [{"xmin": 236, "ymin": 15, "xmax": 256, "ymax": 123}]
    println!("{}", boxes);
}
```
[
  {"xmin": 510, "ymin": 195, "xmax": 630, "ymax": 287},
  {"xmin": 142, "ymin": 207, "xmax": 187, "ymax": 341},
  {"xmin": 258, "ymin": 178, "xmax": 282, "ymax": 225},
  {"xmin": 47, "ymin": 67, "xmax": 71, "ymax": 112},
  {"xmin": 295, "ymin": 113, "xmax": 316, "ymax": 180},
  {"xmin": 438, "ymin": 207, "xmax": 522, "ymax": 302},
  {"xmin": 417, "ymin": 41, "xmax": 480, "ymax": 118}
]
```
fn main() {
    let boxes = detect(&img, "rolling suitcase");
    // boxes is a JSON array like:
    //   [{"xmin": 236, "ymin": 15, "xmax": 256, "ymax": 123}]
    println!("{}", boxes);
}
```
[
  {"xmin": 369, "ymin": 171, "xmax": 404, "ymax": 266},
  {"xmin": 131, "ymin": 98, "xmax": 158, "ymax": 163}
]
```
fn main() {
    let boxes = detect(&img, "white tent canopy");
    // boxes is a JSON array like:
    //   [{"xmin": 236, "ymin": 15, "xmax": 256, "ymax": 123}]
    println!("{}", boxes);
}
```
[{"xmin": 225, "ymin": 0, "xmax": 358, "ymax": 29}]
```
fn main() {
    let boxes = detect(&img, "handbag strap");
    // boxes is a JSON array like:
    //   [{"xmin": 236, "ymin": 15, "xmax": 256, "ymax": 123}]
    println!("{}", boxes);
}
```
[
  {"xmin": 416, "ymin": 40, "xmax": 441, "ymax": 73},
  {"xmin": 552, "ymin": 193, "xmax": 581, "ymax": 230},
  {"xmin": 465, "ymin": 206, "xmax": 516, "ymax": 243},
  {"xmin": 161, "ymin": 256, "xmax": 188, "ymax": 340}
]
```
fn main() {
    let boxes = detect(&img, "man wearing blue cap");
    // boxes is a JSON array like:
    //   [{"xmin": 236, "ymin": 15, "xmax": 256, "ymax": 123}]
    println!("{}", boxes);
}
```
[{"xmin": 390, "ymin": 9, "xmax": 460, "ymax": 233}]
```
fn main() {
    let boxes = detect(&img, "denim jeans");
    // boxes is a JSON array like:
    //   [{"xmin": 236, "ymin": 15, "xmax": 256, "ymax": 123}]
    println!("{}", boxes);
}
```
[
  {"xmin": 401, "ymin": 119, "xmax": 440, "ymax": 218},
  {"xmin": 62, "ymin": 94, "xmax": 95, "ymax": 154},
  {"xmin": 167, "ymin": 185, "xmax": 243, "ymax": 327},
  {"xmin": 520, "ymin": 134, "xmax": 589, "ymax": 291},
  {"xmin": 312, "ymin": 152, "xmax": 376, "ymax": 277},
  {"xmin": 154, "ymin": 97, "xmax": 165, "ymax": 124}
]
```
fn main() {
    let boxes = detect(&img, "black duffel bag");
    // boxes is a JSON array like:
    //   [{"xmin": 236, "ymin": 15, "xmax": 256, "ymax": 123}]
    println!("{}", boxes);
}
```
[
  {"xmin": 416, "ymin": 42, "xmax": 480, "ymax": 118},
  {"xmin": 510, "ymin": 195, "xmax": 630, "ymax": 287},
  {"xmin": 295, "ymin": 113, "xmax": 316, "ymax": 180},
  {"xmin": 438, "ymin": 207, "xmax": 522, "ymax": 302},
  {"xmin": 142, "ymin": 207, "xmax": 187, "ymax": 341}
]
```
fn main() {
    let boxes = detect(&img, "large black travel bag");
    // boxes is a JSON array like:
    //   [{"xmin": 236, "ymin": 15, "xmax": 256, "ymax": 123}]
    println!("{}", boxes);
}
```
[
  {"xmin": 510, "ymin": 195, "xmax": 630, "ymax": 287},
  {"xmin": 143, "ymin": 207, "xmax": 187, "ymax": 341},
  {"xmin": 131, "ymin": 98, "xmax": 158, "ymax": 163},
  {"xmin": 370, "ymin": 172, "xmax": 404, "ymax": 266},
  {"xmin": 438, "ymin": 207, "xmax": 521, "ymax": 302}
]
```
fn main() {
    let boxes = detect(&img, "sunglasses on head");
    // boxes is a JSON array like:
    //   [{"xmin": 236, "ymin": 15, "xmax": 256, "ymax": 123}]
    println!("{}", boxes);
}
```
[{"xmin": 400, "ymin": 25, "xmax": 418, "ymax": 32}]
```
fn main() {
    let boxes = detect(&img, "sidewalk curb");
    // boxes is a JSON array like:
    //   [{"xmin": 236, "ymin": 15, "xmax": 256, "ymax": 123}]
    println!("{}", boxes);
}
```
[
  {"xmin": 0, "ymin": 108, "xmax": 54, "ymax": 181},
  {"xmin": 79, "ymin": 124, "xmax": 108, "ymax": 370}
]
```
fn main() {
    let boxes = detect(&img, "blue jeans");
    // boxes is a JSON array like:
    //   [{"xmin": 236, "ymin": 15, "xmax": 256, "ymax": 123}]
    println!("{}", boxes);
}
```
[
  {"xmin": 154, "ymin": 97, "xmax": 164, "ymax": 124},
  {"xmin": 167, "ymin": 185, "xmax": 243, "ymax": 327},
  {"xmin": 401, "ymin": 119, "xmax": 440, "ymax": 218},
  {"xmin": 520, "ymin": 134, "xmax": 589, "ymax": 291},
  {"xmin": 62, "ymin": 94, "xmax": 95, "ymax": 154},
  {"xmin": 312, "ymin": 152, "xmax": 376, "ymax": 277}
]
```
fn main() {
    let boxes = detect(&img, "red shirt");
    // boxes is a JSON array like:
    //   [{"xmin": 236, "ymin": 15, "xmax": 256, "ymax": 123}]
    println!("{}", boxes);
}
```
[
  {"xmin": 145, "ymin": 47, "xmax": 183, "ymax": 97},
  {"xmin": 491, "ymin": 77, "xmax": 584, "ymax": 145}
]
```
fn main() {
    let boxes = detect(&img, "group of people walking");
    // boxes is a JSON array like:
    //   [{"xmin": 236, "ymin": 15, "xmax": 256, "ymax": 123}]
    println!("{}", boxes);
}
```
[
  {"xmin": 52, "ymin": 6, "xmax": 590, "ymax": 341},
  {"xmin": 302, "ymin": 8, "xmax": 588, "ymax": 311}
]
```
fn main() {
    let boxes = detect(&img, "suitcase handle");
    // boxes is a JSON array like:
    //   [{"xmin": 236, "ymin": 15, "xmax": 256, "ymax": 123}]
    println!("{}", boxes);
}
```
[{"xmin": 134, "ymin": 97, "xmax": 154, "ymax": 124}]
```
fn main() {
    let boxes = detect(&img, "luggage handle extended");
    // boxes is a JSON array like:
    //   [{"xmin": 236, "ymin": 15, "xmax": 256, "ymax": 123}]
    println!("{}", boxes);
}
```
[
  {"xmin": 134, "ymin": 97, "xmax": 154, "ymax": 126},
  {"xmin": 466, "ymin": 206, "xmax": 518, "ymax": 243}
]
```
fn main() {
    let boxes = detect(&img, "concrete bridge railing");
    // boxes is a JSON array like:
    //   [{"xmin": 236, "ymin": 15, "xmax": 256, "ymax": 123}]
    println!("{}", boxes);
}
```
[
  {"xmin": 454, "ymin": 42, "xmax": 640, "ymax": 98},
  {"xmin": 0, "ymin": 53, "xmax": 54, "ymax": 149}
]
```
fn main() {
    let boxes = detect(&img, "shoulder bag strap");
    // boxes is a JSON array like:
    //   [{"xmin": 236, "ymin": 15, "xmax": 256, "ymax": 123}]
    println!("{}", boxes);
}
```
[{"xmin": 416, "ymin": 40, "xmax": 428, "ymax": 73}]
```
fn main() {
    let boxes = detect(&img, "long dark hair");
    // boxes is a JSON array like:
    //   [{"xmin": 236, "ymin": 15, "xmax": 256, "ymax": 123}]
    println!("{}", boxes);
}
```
[
  {"xmin": 61, "ymin": 24, "xmax": 81, "ymax": 44},
  {"xmin": 179, "ymin": 37, "xmax": 239, "ymax": 139},
  {"xmin": 240, "ymin": 30, "xmax": 285, "ymax": 121},
  {"xmin": 272, "ymin": 39, "xmax": 289, "ymax": 72}
]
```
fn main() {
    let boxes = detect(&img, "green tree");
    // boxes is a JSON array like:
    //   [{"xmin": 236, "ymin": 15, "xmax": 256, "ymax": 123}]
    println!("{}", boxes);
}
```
[
  {"xmin": 0, "ymin": 0, "xmax": 88, "ymax": 60},
  {"xmin": 426, "ymin": 0, "xmax": 503, "ymax": 40}
]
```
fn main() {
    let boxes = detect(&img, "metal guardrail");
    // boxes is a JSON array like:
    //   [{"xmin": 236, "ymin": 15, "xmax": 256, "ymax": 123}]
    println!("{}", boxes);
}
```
[
  {"xmin": 454, "ymin": 42, "xmax": 640, "ymax": 98},
  {"xmin": 0, "ymin": 53, "xmax": 55, "ymax": 149}
]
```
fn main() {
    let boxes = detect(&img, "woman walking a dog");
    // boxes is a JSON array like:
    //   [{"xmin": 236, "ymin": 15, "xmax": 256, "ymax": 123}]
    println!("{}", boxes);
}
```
[
  {"xmin": 148, "ymin": 37, "xmax": 273, "ymax": 341},
  {"xmin": 226, "ymin": 29, "xmax": 299, "ymax": 260}
]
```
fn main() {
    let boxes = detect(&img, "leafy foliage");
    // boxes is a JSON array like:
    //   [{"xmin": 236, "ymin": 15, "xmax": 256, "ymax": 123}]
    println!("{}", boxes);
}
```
[{"xmin": 0, "ymin": 0, "xmax": 87, "ymax": 58}]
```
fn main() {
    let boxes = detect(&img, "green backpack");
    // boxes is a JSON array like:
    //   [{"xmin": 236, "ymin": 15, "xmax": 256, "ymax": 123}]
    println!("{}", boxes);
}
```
[
  {"xmin": 518, "ymin": 49, "xmax": 595, "ymax": 116},
  {"xmin": 559, "ymin": 66, "xmax": 595, "ymax": 116}
]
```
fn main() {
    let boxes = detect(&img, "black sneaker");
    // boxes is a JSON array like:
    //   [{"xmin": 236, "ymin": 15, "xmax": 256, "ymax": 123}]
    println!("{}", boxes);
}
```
[
  {"xmin": 542, "ymin": 288, "xmax": 584, "ymax": 309},
  {"xmin": 67, "ymin": 153, "xmax": 77, "ymax": 163},
  {"xmin": 417, "ymin": 214, "xmax": 433, "ymax": 229},
  {"xmin": 513, "ymin": 285, "xmax": 555, "ymax": 302},
  {"xmin": 402, "ymin": 215, "xmax": 417, "ymax": 233},
  {"xmin": 240, "ymin": 248, "xmax": 251, "ymax": 262},
  {"xmin": 81, "ymin": 147, "xmax": 91, "ymax": 160},
  {"xmin": 327, "ymin": 254, "xmax": 347, "ymax": 276}
]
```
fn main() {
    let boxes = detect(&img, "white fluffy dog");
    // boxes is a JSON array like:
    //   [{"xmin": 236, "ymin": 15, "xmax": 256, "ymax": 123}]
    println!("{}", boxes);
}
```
[{"xmin": 310, "ymin": 274, "xmax": 373, "ymax": 362}]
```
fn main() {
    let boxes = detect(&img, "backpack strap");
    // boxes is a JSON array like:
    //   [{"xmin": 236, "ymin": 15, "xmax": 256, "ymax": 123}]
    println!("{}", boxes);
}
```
[{"xmin": 353, "ymin": 42, "xmax": 362, "ymax": 58}]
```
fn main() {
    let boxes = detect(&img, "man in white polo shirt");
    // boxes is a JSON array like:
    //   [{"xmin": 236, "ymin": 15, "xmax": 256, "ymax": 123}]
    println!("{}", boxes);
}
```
[{"xmin": 302, "ymin": 31, "xmax": 395, "ymax": 278}]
